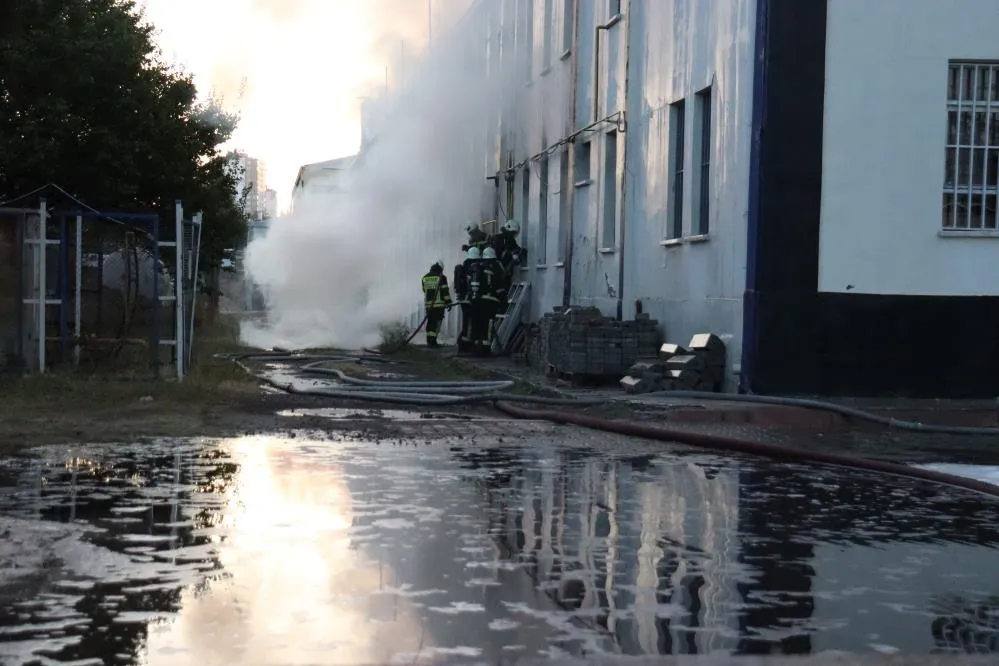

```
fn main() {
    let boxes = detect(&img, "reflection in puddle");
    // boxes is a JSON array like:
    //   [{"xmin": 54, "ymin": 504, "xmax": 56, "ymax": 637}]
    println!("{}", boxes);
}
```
[
  {"xmin": 277, "ymin": 407, "xmax": 486, "ymax": 421},
  {"xmin": 0, "ymin": 435, "xmax": 997, "ymax": 664}
]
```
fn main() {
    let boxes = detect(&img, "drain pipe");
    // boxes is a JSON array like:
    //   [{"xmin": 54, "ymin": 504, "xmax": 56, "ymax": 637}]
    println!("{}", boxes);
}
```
[
  {"xmin": 562, "ymin": 0, "xmax": 582, "ymax": 307},
  {"xmin": 614, "ymin": 9, "xmax": 632, "ymax": 322}
]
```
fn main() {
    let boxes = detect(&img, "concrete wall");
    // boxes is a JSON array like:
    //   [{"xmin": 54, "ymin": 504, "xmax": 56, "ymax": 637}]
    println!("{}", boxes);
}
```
[
  {"xmin": 819, "ymin": 0, "xmax": 999, "ymax": 296},
  {"xmin": 366, "ymin": 0, "xmax": 757, "ymax": 362},
  {"xmin": 622, "ymin": 0, "xmax": 756, "ymax": 388},
  {"xmin": 481, "ymin": 0, "xmax": 756, "ymax": 385}
]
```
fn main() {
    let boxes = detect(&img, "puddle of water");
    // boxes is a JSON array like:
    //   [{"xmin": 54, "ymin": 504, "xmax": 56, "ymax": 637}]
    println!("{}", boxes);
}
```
[
  {"xmin": 915, "ymin": 463, "xmax": 999, "ymax": 487},
  {"xmin": 0, "ymin": 435, "xmax": 997, "ymax": 664},
  {"xmin": 277, "ymin": 408, "xmax": 485, "ymax": 422}
]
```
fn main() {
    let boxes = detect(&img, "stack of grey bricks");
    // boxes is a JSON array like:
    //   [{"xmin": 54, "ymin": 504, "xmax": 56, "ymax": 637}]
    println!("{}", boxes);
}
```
[
  {"xmin": 533, "ymin": 306, "xmax": 662, "ymax": 378},
  {"xmin": 619, "ymin": 333, "xmax": 728, "ymax": 394}
]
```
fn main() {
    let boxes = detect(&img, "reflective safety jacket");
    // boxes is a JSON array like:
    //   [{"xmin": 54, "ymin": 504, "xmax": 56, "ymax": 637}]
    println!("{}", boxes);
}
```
[{"xmin": 422, "ymin": 271, "xmax": 452, "ymax": 308}]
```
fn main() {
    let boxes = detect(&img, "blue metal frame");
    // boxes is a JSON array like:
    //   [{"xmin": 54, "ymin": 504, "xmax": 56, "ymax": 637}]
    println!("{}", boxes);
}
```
[
  {"xmin": 741, "ymin": 0, "xmax": 770, "ymax": 395},
  {"xmin": 58, "ymin": 209, "xmax": 164, "ymax": 373}
]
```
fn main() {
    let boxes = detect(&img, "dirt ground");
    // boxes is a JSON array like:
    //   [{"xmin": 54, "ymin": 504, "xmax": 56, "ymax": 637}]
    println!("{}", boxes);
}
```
[{"xmin": 0, "ymin": 323, "xmax": 526, "ymax": 452}]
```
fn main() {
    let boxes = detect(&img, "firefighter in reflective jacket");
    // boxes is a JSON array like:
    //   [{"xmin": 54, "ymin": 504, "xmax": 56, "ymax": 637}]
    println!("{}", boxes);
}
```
[{"xmin": 421, "ymin": 260, "xmax": 452, "ymax": 347}]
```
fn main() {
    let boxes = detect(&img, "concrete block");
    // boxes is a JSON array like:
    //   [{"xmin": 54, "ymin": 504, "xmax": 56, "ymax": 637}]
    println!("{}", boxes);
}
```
[
  {"xmin": 620, "ymin": 375, "xmax": 653, "ymax": 394},
  {"xmin": 688, "ymin": 333, "xmax": 726, "ymax": 367},
  {"xmin": 659, "ymin": 342, "xmax": 690, "ymax": 361},
  {"xmin": 668, "ymin": 369, "xmax": 700, "ymax": 390},
  {"xmin": 665, "ymin": 354, "xmax": 705, "ymax": 372}
]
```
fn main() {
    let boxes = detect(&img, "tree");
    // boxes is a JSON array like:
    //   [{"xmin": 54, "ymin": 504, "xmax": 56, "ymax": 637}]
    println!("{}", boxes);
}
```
[{"xmin": 0, "ymin": 0, "xmax": 248, "ymax": 269}]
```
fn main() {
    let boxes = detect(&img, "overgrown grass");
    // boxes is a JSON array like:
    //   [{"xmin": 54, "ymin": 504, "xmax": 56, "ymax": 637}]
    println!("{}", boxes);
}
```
[
  {"xmin": 377, "ymin": 320, "xmax": 413, "ymax": 353},
  {"xmin": 0, "ymin": 315, "xmax": 259, "ymax": 412}
]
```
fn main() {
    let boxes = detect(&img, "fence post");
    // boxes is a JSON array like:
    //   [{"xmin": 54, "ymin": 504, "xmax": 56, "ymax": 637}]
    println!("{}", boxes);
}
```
[
  {"xmin": 174, "ymin": 201, "xmax": 184, "ymax": 381},
  {"xmin": 74, "ymin": 215, "xmax": 83, "ymax": 366},
  {"xmin": 38, "ymin": 198, "xmax": 47, "ymax": 373},
  {"xmin": 186, "ymin": 212, "xmax": 203, "ymax": 372}
]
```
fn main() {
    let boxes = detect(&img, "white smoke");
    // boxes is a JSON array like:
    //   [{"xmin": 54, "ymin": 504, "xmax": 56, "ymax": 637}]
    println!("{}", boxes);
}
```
[{"xmin": 241, "ymin": 0, "xmax": 516, "ymax": 350}]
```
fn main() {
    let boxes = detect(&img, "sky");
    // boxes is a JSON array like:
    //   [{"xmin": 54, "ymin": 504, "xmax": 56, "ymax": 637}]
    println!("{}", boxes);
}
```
[{"xmin": 140, "ymin": 0, "xmax": 472, "ymax": 212}]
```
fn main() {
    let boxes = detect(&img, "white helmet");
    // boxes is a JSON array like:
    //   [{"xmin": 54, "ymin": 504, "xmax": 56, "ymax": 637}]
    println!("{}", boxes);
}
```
[
  {"xmin": 482, "ymin": 247, "xmax": 497, "ymax": 259},
  {"xmin": 502, "ymin": 218, "xmax": 520, "ymax": 234},
  {"xmin": 466, "ymin": 247, "xmax": 481, "ymax": 260},
  {"xmin": 464, "ymin": 223, "xmax": 478, "ymax": 234}
]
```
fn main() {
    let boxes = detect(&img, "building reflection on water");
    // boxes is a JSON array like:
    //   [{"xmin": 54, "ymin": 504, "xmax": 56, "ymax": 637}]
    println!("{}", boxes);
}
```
[
  {"xmin": 1, "ymin": 438, "xmax": 998, "ymax": 663},
  {"xmin": 453, "ymin": 446, "xmax": 999, "ymax": 656}
]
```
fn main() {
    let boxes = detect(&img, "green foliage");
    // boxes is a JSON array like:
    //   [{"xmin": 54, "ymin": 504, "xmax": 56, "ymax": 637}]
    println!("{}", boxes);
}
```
[{"xmin": 0, "ymin": 0, "xmax": 248, "ymax": 268}]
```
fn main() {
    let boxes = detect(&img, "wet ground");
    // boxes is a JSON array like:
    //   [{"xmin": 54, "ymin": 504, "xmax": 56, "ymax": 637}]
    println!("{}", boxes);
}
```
[{"xmin": 1, "ymin": 415, "xmax": 999, "ymax": 665}]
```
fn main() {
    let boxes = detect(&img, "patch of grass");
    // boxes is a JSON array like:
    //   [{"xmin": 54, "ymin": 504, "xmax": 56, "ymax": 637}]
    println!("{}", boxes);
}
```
[
  {"xmin": 376, "ymin": 320, "xmax": 414, "ymax": 353},
  {"xmin": 0, "ymin": 315, "xmax": 259, "ymax": 414}
]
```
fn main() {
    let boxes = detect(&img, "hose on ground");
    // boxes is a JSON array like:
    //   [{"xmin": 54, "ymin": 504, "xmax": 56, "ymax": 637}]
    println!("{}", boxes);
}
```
[
  {"xmin": 493, "ymin": 401, "xmax": 999, "ymax": 500},
  {"xmin": 659, "ymin": 390, "xmax": 999, "ymax": 437},
  {"xmin": 223, "ymin": 351, "xmax": 999, "ymax": 501},
  {"xmin": 221, "ymin": 350, "xmax": 999, "ymax": 437}
]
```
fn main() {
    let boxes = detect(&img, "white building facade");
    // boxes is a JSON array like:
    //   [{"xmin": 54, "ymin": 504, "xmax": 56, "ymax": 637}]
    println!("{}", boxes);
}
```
[{"xmin": 361, "ymin": 0, "xmax": 999, "ymax": 398}]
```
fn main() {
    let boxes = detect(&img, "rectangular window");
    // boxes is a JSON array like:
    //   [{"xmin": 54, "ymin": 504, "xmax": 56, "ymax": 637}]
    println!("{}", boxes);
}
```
[
  {"xmin": 667, "ymin": 99, "xmax": 686, "ymax": 239},
  {"xmin": 538, "ymin": 155, "xmax": 549, "ymax": 263},
  {"xmin": 601, "ymin": 131, "xmax": 618, "ymax": 249},
  {"xmin": 562, "ymin": 0, "xmax": 575, "ymax": 54},
  {"xmin": 521, "ymin": 0, "xmax": 534, "ymax": 82},
  {"xmin": 558, "ymin": 149, "xmax": 570, "ymax": 262},
  {"xmin": 695, "ymin": 86, "xmax": 713, "ymax": 235},
  {"xmin": 520, "ymin": 166, "xmax": 531, "ymax": 248},
  {"xmin": 943, "ymin": 61, "xmax": 998, "ymax": 230},
  {"xmin": 609, "ymin": 0, "xmax": 621, "ymax": 18},
  {"xmin": 542, "ymin": 0, "xmax": 553, "ymax": 70},
  {"xmin": 575, "ymin": 140, "xmax": 591, "ymax": 184}
]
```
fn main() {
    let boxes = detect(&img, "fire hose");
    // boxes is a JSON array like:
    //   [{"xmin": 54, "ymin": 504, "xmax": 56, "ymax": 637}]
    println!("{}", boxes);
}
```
[{"xmin": 221, "ymin": 350, "xmax": 999, "ymax": 500}]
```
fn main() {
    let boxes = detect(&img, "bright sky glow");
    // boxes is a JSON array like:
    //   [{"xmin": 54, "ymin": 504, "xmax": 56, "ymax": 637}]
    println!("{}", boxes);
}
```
[{"xmin": 140, "ymin": 0, "xmax": 468, "ymax": 211}]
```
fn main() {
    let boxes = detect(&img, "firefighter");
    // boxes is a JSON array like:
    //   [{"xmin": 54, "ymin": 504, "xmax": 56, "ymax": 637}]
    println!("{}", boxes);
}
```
[
  {"xmin": 457, "ymin": 246, "xmax": 481, "ymax": 354},
  {"xmin": 493, "ymin": 218, "xmax": 526, "ymax": 275},
  {"xmin": 465, "ymin": 223, "xmax": 489, "ymax": 251},
  {"xmin": 421, "ymin": 260, "xmax": 452, "ymax": 348},
  {"xmin": 479, "ymin": 246, "xmax": 505, "ymax": 355}
]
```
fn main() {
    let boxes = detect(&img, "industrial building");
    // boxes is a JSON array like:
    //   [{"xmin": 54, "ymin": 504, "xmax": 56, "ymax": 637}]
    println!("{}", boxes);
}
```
[{"xmin": 358, "ymin": 0, "xmax": 999, "ymax": 398}]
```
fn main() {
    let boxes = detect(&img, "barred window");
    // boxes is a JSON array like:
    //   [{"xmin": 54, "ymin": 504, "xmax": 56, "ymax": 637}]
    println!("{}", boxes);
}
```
[{"xmin": 942, "ymin": 62, "xmax": 999, "ymax": 230}]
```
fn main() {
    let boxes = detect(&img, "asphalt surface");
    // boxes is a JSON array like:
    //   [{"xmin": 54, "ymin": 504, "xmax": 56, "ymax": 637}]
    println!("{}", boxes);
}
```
[{"xmin": 0, "ymin": 415, "xmax": 998, "ymax": 665}]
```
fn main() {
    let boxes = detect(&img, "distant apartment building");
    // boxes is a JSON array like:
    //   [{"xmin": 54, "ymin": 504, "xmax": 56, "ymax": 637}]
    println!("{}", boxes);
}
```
[
  {"xmin": 233, "ymin": 150, "xmax": 267, "ymax": 220},
  {"xmin": 260, "ymin": 188, "xmax": 278, "ymax": 220}
]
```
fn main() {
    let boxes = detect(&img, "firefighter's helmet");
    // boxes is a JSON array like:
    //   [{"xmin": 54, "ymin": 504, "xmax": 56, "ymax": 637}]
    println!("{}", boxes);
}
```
[{"xmin": 502, "ymin": 218, "xmax": 520, "ymax": 234}]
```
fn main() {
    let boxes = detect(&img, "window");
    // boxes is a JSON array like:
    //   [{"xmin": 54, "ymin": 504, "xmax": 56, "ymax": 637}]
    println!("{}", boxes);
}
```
[
  {"xmin": 542, "ymin": 0, "xmax": 553, "ymax": 70},
  {"xmin": 667, "ymin": 99, "xmax": 686, "ymax": 239},
  {"xmin": 943, "ymin": 62, "xmax": 998, "ymax": 231},
  {"xmin": 538, "ymin": 155, "xmax": 549, "ymax": 262},
  {"xmin": 520, "ymin": 0, "xmax": 534, "ymax": 82},
  {"xmin": 520, "ymin": 166, "xmax": 531, "ymax": 247},
  {"xmin": 562, "ymin": 0, "xmax": 575, "ymax": 54},
  {"xmin": 558, "ymin": 149, "xmax": 570, "ymax": 262},
  {"xmin": 695, "ymin": 86, "xmax": 713, "ymax": 235},
  {"xmin": 601, "ymin": 131, "xmax": 618, "ymax": 248},
  {"xmin": 609, "ymin": 0, "xmax": 621, "ymax": 18},
  {"xmin": 575, "ymin": 140, "xmax": 591, "ymax": 184}
]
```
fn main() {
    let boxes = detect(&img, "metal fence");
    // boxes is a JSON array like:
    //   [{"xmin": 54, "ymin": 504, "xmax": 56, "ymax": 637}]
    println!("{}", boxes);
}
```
[{"xmin": 0, "ymin": 199, "xmax": 202, "ymax": 379}]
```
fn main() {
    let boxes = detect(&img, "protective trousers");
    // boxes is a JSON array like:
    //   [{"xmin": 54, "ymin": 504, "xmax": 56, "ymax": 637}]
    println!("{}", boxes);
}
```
[
  {"xmin": 476, "ymin": 297, "xmax": 501, "ymax": 354},
  {"xmin": 458, "ymin": 303, "xmax": 473, "ymax": 352},
  {"xmin": 425, "ymin": 306, "xmax": 445, "ymax": 347}
]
